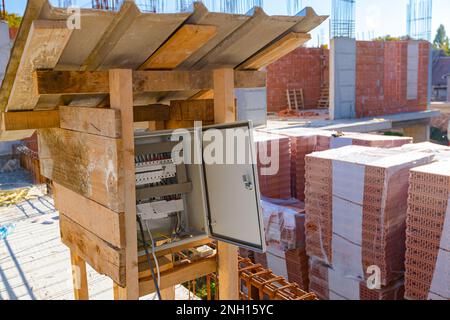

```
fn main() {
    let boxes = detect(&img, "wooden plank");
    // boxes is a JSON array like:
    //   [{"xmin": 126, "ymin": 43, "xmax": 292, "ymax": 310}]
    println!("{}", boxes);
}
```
[
  {"xmin": 70, "ymin": 251, "xmax": 89, "ymax": 300},
  {"xmin": 141, "ymin": 25, "xmax": 217, "ymax": 70},
  {"xmin": 139, "ymin": 238, "xmax": 212, "ymax": 261},
  {"xmin": 213, "ymin": 69, "xmax": 235, "ymax": 124},
  {"xmin": 109, "ymin": 69, "xmax": 139, "ymax": 300},
  {"xmin": 139, "ymin": 257, "xmax": 217, "ymax": 296},
  {"xmin": 53, "ymin": 183, "xmax": 125, "ymax": 248},
  {"xmin": 38, "ymin": 128, "xmax": 124, "ymax": 212},
  {"xmin": 138, "ymin": 256, "xmax": 173, "ymax": 279},
  {"xmin": 59, "ymin": 106, "xmax": 121, "ymax": 138},
  {"xmin": 60, "ymin": 214, "xmax": 125, "ymax": 286},
  {"xmin": 0, "ymin": 130, "xmax": 35, "ymax": 142},
  {"xmin": 7, "ymin": 20, "xmax": 73, "ymax": 111},
  {"xmin": 169, "ymin": 99, "xmax": 214, "ymax": 121},
  {"xmin": 1, "ymin": 110, "xmax": 60, "ymax": 131},
  {"xmin": 0, "ymin": 0, "xmax": 49, "ymax": 112},
  {"xmin": 133, "ymin": 104, "xmax": 170, "ymax": 122},
  {"xmin": 33, "ymin": 70, "xmax": 266, "ymax": 95},
  {"xmin": 81, "ymin": 1, "xmax": 140, "ymax": 71},
  {"xmin": 239, "ymin": 32, "xmax": 311, "ymax": 70}
]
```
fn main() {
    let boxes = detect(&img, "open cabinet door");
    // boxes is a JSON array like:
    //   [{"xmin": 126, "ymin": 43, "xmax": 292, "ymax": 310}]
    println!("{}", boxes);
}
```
[{"xmin": 201, "ymin": 121, "xmax": 266, "ymax": 252}]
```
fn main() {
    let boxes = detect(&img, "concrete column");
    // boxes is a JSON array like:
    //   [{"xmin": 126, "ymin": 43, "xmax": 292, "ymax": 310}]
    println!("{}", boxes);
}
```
[
  {"xmin": 403, "ymin": 123, "xmax": 430, "ymax": 143},
  {"xmin": 330, "ymin": 37, "xmax": 356, "ymax": 120}
]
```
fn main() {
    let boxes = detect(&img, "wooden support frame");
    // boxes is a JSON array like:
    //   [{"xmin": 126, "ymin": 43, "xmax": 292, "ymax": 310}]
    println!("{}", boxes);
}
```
[{"xmin": 33, "ymin": 70, "xmax": 266, "ymax": 95}]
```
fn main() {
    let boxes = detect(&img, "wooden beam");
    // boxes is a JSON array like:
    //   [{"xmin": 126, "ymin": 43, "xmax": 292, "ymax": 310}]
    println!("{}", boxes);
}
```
[
  {"xmin": 53, "ymin": 183, "xmax": 125, "ymax": 248},
  {"xmin": 59, "ymin": 106, "xmax": 121, "ymax": 138},
  {"xmin": 169, "ymin": 99, "xmax": 214, "ymax": 121},
  {"xmin": 213, "ymin": 69, "xmax": 235, "ymax": 124},
  {"xmin": 139, "ymin": 257, "xmax": 217, "ymax": 296},
  {"xmin": 60, "ymin": 214, "xmax": 125, "ymax": 286},
  {"xmin": 109, "ymin": 69, "xmax": 139, "ymax": 300},
  {"xmin": 133, "ymin": 104, "xmax": 170, "ymax": 122},
  {"xmin": 189, "ymin": 90, "xmax": 214, "ymax": 100},
  {"xmin": 33, "ymin": 70, "xmax": 266, "ymax": 95},
  {"xmin": 38, "ymin": 128, "xmax": 124, "ymax": 212},
  {"xmin": 239, "ymin": 32, "xmax": 311, "ymax": 70},
  {"xmin": 6, "ymin": 20, "xmax": 73, "ymax": 111},
  {"xmin": 33, "ymin": 70, "xmax": 110, "ymax": 95},
  {"xmin": 70, "ymin": 251, "xmax": 89, "ymax": 300},
  {"xmin": 213, "ymin": 68, "xmax": 239, "ymax": 300},
  {"xmin": 141, "ymin": 25, "xmax": 217, "ymax": 70},
  {"xmin": 1, "ymin": 110, "xmax": 60, "ymax": 131}
]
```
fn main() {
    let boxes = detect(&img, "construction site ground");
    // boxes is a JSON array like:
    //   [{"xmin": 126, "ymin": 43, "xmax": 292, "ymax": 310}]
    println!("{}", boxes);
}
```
[{"xmin": 0, "ymin": 191, "xmax": 196, "ymax": 300}]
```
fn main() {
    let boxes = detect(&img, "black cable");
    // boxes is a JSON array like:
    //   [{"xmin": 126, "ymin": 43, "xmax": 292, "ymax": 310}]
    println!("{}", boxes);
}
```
[{"xmin": 137, "ymin": 215, "xmax": 162, "ymax": 300}]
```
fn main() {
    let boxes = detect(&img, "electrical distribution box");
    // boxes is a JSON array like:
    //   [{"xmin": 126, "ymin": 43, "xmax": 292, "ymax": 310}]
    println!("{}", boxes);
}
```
[{"xmin": 134, "ymin": 121, "xmax": 266, "ymax": 253}]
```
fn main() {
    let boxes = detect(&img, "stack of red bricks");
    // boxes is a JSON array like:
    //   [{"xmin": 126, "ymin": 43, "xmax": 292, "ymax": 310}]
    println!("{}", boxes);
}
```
[
  {"xmin": 405, "ymin": 160, "xmax": 450, "ymax": 300},
  {"xmin": 247, "ymin": 198, "xmax": 310, "ymax": 291},
  {"xmin": 304, "ymin": 145, "xmax": 436, "ymax": 300},
  {"xmin": 270, "ymin": 127, "xmax": 412, "ymax": 201},
  {"xmin": 254, "ymin": 131, "xmax": 291, "ymax": 199}
]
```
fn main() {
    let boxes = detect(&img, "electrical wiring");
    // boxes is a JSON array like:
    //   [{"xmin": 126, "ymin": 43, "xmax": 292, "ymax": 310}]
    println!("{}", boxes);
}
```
[
  {"xmin": 136, "ymin": 215, "xmax": 162, "ymax": 300},
  {"xmin": 145, "ymin": 220, "xmax": 161, "ymax": 300}
]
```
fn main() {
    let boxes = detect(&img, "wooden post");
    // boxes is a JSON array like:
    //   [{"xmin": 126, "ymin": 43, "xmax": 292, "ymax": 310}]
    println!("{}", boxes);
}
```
[
  {"xmin": 109, "ymin": 69, "xmax": 139, "ymax": 300},
  {"xmin": 70, "ymin": 250, "xmax": 89, "ymax": 300},
  {"xmin": 213, "ymin": 68, "xmax": 239, "ymax": 300}
]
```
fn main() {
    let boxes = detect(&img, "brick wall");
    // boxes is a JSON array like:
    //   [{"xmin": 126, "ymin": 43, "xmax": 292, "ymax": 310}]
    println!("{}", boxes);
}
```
[
  {"xmin": 266, "ymin": 47, "xmax": 329, "ymax": 113},
  {"xmin": 267, "ymin": 41, "xmax": 430, "ymax": 118},
  {"xmin": 356, "ymin": 40, "xmax": 429, "ymax": 118}
]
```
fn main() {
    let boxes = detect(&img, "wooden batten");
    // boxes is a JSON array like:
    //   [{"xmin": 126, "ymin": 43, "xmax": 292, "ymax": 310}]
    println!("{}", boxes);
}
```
[
  {"xmin": 189, "ymin": 90, "xmax": 214, "ymax": 100},
  {"xmin": 239, "ymin": 32, "xmax": 311, "ymax": 70},
  {"xmin": 38, "ymin": 128, "xmax": 124, "ymax": 212},
  {"xmin": 0, "ymin": 129, "xmax": 35, "ymax": 142},
  {"xmin": 141, "ymin": 25, "xmax": 217, "ymax": 70},
  {"xmin": 7, "ymin": 20, "xmax": 73, "ymax": 111},
  {"xmin": 60, "ymin": 214, "xmax": 125, "ymax": 286},
  {"xmin": 33, "ymin": 70, "xmax": 266, "ymax": 95},
  {"xmin": 53, "ymin": 183, "xmax": 125, "ymax": 248},
  {"xmin": 59, "ymin": 106, "xmax": 121, "ymax": 138},
  {"xmin": 139, "ymin": 256, "xmax": 217, "ymax": 296},
  {"xmin": 1, "ymin": 110, "xmax": 60, "ymax": 131}
]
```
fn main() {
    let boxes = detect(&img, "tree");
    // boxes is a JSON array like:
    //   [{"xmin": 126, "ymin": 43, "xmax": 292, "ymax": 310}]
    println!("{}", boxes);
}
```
[
  {"xmin": 4, "ymin": 12, "xmax": 22, "ymax": 28},
  {"xmin": 433, "ymin": 24, "xmax": 450, "ymax": 55}
]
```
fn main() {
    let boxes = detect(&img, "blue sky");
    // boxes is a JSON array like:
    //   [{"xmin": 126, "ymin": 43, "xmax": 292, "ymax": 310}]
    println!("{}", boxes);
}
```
[{"xmin": 5, "ymin": 0, "xmax": 450, "ymax": 45}]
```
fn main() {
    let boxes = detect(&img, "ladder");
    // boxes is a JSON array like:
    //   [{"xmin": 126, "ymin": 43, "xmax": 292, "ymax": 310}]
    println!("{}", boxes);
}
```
[
  {"xmin": 316, "ymin": 86, "xmax": 329, "ymax": 109},
  {"xmin": 286, "ymin": 89, "xmax": 304, "ymax": 111}
]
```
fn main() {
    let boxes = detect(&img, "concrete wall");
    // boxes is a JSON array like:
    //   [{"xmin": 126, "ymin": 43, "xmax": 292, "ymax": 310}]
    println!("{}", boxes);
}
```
[
  {"xmin": 330, "ymin": 37, "xmax": 356, "ymax": 120},
  {"xmin": 266, "ymin": 47, "xmax": 329, "ymax": 113},
  {"xmin": 236, "ymin": 88, "xmax": 267, "ymax": 126}
]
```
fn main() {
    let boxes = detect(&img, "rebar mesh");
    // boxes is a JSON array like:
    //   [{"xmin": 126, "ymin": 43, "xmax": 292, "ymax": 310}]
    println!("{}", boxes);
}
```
[
  {"xmin": 407, "ymin": 0, "xmax": 432, "ymax": 42},
  {"xmin": 331, "ymin": 0, "xmax": 356, "ymax": 39}
]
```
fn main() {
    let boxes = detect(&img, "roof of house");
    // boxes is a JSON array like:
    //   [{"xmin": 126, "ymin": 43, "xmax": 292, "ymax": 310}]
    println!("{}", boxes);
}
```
[{"xmin": 432, "ymin": 54, "xmax": 450, "ymax": 87}]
